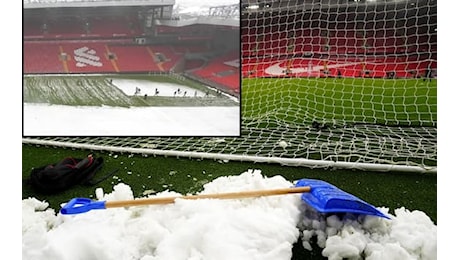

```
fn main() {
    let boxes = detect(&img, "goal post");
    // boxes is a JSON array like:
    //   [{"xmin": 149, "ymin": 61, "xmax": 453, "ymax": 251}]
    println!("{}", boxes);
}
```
[{"xmin": 22, "ymin": 0, "xmax": 437, "ymax": 174}]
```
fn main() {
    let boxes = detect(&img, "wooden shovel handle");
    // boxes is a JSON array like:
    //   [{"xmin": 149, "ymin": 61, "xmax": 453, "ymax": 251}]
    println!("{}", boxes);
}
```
[{"xmin": 106, "ymin": 186, "xmax": 311, "ymax": 209}]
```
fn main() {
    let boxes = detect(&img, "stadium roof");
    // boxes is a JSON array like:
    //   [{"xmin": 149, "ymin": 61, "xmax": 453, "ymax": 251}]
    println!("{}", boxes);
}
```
[
  {"xmin": 23, "ymin": 0, "xmax": 175, "ymax": 9},
  {"xmin": 23, "ymin": 0, "xmax": 239, "ymax": 26},
  {"xmin": 156, "ymin": 15, "xmax": 238, "ymax": 27},
  {"xmin": 241, "ymin": 0, "xmax": 431, "ymax": 13}
]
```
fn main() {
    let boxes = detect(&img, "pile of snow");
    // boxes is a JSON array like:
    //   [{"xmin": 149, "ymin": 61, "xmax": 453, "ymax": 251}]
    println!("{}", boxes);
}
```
[
  {"xmin": 24, "ymin": 76, "xmax": 240, "ymax": 136},
  {"xmin": 299, "ymin": 205, "xmax": 436, "ymax": 259},
  {"xmin": 22, "ymin": 170, "xmax": 437, "ymax": 260}
]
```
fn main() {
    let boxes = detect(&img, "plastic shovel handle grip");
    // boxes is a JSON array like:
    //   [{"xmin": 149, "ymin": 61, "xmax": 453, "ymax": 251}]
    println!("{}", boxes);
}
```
[{"xmin": 60, "ymin": 198, "xmax": 106, "ymax": 215}]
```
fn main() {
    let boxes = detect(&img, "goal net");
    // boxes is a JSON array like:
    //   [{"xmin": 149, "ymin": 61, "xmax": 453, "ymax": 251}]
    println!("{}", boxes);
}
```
[{"xmin": 23, "ymin": 0, "xmax": 437, "ymax": 173}]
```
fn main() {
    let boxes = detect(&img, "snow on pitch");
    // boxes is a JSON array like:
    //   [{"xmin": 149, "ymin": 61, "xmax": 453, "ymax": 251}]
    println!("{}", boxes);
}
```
[
  {"xmin": 23, "ymin": 79, "xmax": 240, "ymax": 136},
  {"xmin": 22, "ymin": 170, "xmax": 437, "ymax": 260},
  {"xmin": 112, "ymin": 79, "xmax": 207, "ymax": 98}
]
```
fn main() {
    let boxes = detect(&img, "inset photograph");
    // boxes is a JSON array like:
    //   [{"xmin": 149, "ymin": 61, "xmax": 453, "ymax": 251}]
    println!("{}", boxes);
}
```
[{"xmin": 23, "ymin": 0, "xmax": 240, "ymax": 136}]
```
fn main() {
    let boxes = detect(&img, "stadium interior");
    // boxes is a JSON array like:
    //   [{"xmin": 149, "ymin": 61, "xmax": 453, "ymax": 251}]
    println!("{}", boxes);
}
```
[{"xmin": 23, "ymin": 1, "xmax": 240, "ymax": 96}]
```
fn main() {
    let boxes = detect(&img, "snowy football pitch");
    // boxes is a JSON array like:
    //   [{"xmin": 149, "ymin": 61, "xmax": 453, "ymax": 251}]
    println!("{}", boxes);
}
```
[{"xmin": 23, "ymin": 75, "xmax": 240, "ymax": 136}]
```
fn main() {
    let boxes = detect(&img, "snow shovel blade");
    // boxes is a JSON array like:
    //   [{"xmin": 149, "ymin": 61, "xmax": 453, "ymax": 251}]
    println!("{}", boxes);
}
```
[{"xmin": 295, "ymin": 179, "xmax": 389, "ymax": 219}]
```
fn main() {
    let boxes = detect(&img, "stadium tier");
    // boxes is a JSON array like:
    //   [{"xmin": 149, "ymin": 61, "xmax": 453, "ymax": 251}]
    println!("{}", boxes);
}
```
[
  {"xmin": 23, "ymin": 15, "xmax": 142, "ymax": 40},
  {"xmin": 24, "ymin": 42, "xmax": 66, "ymax": 73},
  {"xmin": 189, "ymin": 51, "xmax": 240, "ymax": 93}
]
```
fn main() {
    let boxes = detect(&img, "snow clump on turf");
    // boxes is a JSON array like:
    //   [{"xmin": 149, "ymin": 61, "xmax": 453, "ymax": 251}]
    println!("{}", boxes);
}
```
[{"xmin": 298, "ymin": 203, "xmax": 437, "ymax": 260}]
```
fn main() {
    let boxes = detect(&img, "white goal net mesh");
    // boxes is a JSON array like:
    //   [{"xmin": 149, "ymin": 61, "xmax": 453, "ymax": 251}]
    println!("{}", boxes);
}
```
[{"xmin": 23, "ymin": 0, "xmax": 437, "ymax": 173}]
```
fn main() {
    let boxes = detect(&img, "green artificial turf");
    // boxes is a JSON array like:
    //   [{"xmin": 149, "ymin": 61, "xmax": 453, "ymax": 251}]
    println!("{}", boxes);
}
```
[
  {"xmin": 242, "ymin": 77, "xmax": 437, "ymax": 127},
  {"xmin": 22, "ymin": 144, "xmax": 436, "ymax": 222}
]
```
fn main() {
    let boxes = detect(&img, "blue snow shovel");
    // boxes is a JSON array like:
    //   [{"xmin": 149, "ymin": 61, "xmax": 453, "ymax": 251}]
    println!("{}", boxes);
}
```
[{"xmin": 60, "ymin": 179, "xmax": 389, "ymax": 219}]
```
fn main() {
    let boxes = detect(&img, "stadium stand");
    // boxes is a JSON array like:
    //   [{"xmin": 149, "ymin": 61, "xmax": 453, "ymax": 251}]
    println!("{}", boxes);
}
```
[
  {"xmin": 24, "ymin": 42, "xmax": 65, "ymax": 73},
  {"xmin": 189, "ymin": 51, "xmax": 239, "ymax": 92}
]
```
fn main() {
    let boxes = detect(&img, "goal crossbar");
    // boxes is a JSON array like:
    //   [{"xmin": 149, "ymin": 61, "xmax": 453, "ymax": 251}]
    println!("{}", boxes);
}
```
[{"xmin": 22, "ymin": 137, "xmax": 437, "ymax": 174}]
